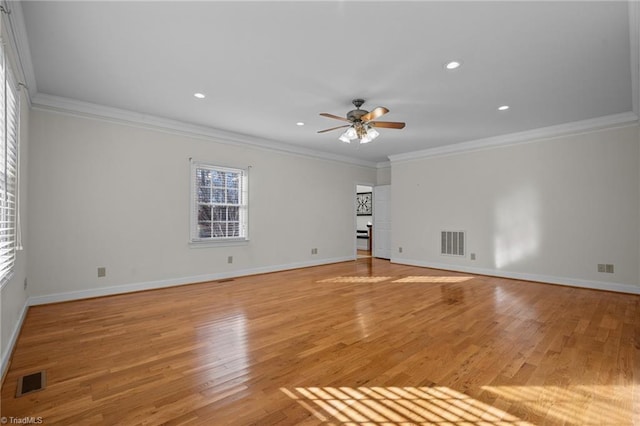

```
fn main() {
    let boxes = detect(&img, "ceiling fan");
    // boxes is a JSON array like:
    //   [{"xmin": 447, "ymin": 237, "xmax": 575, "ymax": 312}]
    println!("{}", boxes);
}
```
[{"xmin": 317, "ymin": 99, "xmax": 406, "ymax": 144}]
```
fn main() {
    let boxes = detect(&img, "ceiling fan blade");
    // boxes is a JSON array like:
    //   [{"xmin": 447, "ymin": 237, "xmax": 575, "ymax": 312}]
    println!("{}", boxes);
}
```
[
  {"xmin": 369, "ymin": 121, "xmax": 406, "ymax": 129},
  {"xmin": 319, "ymin": 113, "xmax": 351, "ymax": 122},
  {"xmin": 361, "ymin": 106, "xmax": 389, "ymax": 122},
  {"xmin": 317, "ymin": 124, "xmax": 350, "ymax": 134}
]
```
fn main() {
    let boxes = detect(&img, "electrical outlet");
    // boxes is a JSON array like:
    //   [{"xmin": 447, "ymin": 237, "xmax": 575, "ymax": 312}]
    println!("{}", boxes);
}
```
[
  {"xmin": 97, "ymin": 267, "xmax": 106, "ymax": 278},
  {"xmin": 311, "ymin": 248, "xmax": 318, "ymax": 255},
  {"xmin": 470, "ymin": 253, "xmax": 476, "ymax": 260},
  {"xmin": 23, "ymin": 278, "xmax": 27, "ymax": 290},
  {"xmin": 227, "ymin": 256, "xmax": 233, "ymax": 264},
  {"xmin": 597, "ymin": 264, "xmax": 606, "ymax": 273},
  {"xmin": 606, "ymin": 264, "xmax": 614, "ymax": 273},
  {"xmin": 398, "ymin": 247, "xmax": 403, "ymax": 253}
]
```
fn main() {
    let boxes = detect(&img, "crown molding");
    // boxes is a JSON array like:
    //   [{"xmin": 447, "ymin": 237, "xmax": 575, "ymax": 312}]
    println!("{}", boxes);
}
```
[
  {"xmin": 389, "ymin": 111, "xmax": 639, "ymax": 164},
  {"xmin": 31, "ymin": 93, "xmax": 378, "ymax": 169}
]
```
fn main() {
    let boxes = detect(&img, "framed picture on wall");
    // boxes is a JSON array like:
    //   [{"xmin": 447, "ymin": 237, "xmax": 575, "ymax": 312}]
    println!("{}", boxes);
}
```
[{"xmin": 356, "ymin": 192, "xmax": 372, "ymax": 216}]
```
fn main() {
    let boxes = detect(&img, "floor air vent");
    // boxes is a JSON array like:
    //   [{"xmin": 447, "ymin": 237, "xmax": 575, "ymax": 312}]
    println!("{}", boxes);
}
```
[
  {"xmin": 441, "ymin": 231, "xmax": 465, "ymax": 256},
  {"xmin": 16, "ymin": 370, "xmax": 46, "ymax": 397}
]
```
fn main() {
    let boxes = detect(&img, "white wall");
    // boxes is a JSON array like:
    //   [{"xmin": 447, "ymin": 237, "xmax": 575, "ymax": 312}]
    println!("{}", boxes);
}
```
[
  {"xmin": 1, "ymin": 87, "xmax": 30, "ymax": 378},
  {"xmin": 376, "ymin": 164, "xmax": 391, "ymax": 185},
  {"xmin": 391, "ymin": 124, "xmax": 640, "ymax": 292},
  {"xmin": 26, "ymin": 109, "xmax": 376, "ymax": 301},
  {"xmin": 356, "ymin": 216, "xmax": 372, "ymax": 231}
]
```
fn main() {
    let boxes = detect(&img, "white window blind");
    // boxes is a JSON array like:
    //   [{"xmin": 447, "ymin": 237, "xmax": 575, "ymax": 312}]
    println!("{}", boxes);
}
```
[
  {"xmin": 0, "ymin": 40, "xmax": 19, "ymax": 285},
  {"xmin": 191, "ymin": 162, "xmax": 248, "ymax": 243}
]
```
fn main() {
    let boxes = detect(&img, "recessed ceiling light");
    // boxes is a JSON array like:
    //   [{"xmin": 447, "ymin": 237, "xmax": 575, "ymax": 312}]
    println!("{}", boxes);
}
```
[
  {"xmin": 498, "ymin": 105, "xmax": 510, "ymax": 111},
  {"xmin": 194, "ymin": 93, "xmax": 205, "ymax": 99},
  {"xmin": 296, "ymin": 122, "xmax": 305, "ymax": 126},
  {"xmin": 445, "ymin": 61, "xmax": 461, "ymax": 70}
]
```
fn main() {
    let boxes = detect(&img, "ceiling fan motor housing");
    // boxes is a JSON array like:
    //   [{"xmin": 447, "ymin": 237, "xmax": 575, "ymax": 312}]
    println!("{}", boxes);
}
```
[{"xmin": 347, "ymin": 109, "xmax": 368, "ymax": 122}]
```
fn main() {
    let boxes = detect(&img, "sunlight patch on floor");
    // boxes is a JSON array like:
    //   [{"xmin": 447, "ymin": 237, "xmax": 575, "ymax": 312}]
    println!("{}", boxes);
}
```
[
  {"xmin": 482, "ymin": 385, "xmax": 633, "ymax": 425},
  {"xmin": 392, "ymin": 276, "xmax": 474, "ymax": 283},
  {"xmin": 318, "ymin": 276, "xmax": 393, "ymax": 284},
  {"xmin": 281, "ymin": 386, "xmax": 534, "ymax": 425}
]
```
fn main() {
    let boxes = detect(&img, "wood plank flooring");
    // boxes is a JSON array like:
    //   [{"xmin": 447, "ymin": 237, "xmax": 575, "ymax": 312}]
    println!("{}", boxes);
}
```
[{"xmin": 1, "ymin": 258, "xmax": 639, "ymax": 425}]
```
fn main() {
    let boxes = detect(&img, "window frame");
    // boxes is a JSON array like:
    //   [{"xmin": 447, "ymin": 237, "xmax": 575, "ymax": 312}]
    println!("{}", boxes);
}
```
[
  {"xmin": 0, "ymin": 39, "xmax": 20, "ymax": 289},
  {"xmin": 189, "ymin": 161, "xmax": 249, "ymax": 247}
]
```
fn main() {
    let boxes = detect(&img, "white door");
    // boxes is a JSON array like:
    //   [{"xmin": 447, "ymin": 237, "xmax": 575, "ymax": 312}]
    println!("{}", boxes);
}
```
[{"xmin": 373, "ymin": 185, "xmax": 391, "ymax": 259}]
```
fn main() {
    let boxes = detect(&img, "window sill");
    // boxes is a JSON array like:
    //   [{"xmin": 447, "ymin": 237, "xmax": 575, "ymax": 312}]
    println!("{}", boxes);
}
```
[{"xmin": 189, "ymin": 238, "xmax": 249, "ymax": 248}]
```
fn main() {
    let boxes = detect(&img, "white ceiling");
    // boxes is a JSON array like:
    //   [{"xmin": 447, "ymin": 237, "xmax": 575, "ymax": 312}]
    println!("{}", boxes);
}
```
[{"xmin": 11, "ymin": 1, "xmax": 640, "ymax": 165}]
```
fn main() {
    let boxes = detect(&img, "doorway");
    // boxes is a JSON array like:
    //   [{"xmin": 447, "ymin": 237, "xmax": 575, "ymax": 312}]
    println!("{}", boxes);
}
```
[{"xmin": 356, "ymin": 184, "xmax": 373, "ymax": 258}]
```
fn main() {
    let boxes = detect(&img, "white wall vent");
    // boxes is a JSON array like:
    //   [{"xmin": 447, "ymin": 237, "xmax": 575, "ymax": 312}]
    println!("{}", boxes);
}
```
[{"xmin": 441, "ymin": 231, "xmax": 465, "ymax": 256}]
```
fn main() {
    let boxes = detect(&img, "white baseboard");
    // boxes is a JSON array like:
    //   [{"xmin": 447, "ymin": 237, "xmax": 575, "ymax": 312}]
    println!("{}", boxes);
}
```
[
  {"xmin": 1, "ymin": 299, "xmax": 29, "ymax": 380},
  {"xmin": 391, "ymin": 257, "xmax": 640, "ymax": 295},
  {"xmin": 27, "ymin": 256, "xmax": 354, "ymax": 306}
]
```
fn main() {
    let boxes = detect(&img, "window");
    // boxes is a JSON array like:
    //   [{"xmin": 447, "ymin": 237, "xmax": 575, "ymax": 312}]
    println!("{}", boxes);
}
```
[
  {"xmin": 191, "ymin": 162, "xmax": 248, "ymax": 243},
  {"xmin": 0, "ymin": 41, "xmax": 19, "ymax": 286}
]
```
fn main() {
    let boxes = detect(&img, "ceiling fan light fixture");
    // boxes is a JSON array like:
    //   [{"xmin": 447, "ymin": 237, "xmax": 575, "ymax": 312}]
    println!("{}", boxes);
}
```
[
  {"xmin": 360, "ymin": 126, "xmax": 379, "ymax": 144},
  {"xmin": 340, "ymin": 126, "xmax": 357, "ymax": 143},
  {"xmin": 339, "ymin": 132, "xmax": 352, "ymax": 143},
  {"xmin": 345, "ymin": 126, "xmax": 357, "ymax": 140}
]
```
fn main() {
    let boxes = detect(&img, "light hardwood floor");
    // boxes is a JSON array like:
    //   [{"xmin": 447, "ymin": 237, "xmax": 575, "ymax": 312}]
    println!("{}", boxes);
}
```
[{"xmin": 2, "ymin": 258, "xmax": 639, "ymax": 425}]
